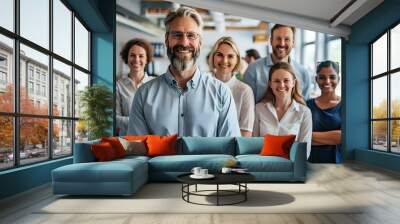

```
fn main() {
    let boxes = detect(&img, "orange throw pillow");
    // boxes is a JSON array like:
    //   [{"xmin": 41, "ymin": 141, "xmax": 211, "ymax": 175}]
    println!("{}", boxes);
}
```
[
  {"xmin": 146, "ymin": 134, "xmax": 178, "ymax": 157},
  {"xmin": 91, "ymin": 142, "xmax": 117, "ymax": 161},
  {"xmin": 124, "ymin": 135, "xmax": 148, "ymax": 141},
  {"xmin": 101, "ymin": 137, "xmax": 126, "ymax": 158},
  {"xmin": 259, "ymin": 134, "xmax": 296, "ymax": 159}
]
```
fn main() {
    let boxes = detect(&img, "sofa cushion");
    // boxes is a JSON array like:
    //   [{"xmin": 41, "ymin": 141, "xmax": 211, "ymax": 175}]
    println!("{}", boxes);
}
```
[
  {"xmin": 236, "ymin": 155, "xmax": 293, "ymax": 172},
  {"xmin": 52, "ymin": 159, "xmax": 146, "ymax": 183},
  {"xmin": 180, "ymin": 137, "xmax": 235, "ymax": 155},
  {"xmin": 101, "ymin": 137, "xmax": 127, "ymax": 158},
  {"xmin": 119, "ymin": 138, "xmax": 147, "ymax": 156},
  {"xmin": 147, "ymin": 135, "xmax": 178, "ymax": 157},
  {"xmin": 91, "ymin": 142, "xmax": 118, "ymax": 161},
  {"xmin": 260, "ymin": 134, "xmax": 296, "ymax": 159},
  {"xmin": 148, "ymin": 154, "xmax": 235, "ymax": 172},
  {"xmin": 236, "ymin": 137, "xmax": 264, "ymax": 155}
]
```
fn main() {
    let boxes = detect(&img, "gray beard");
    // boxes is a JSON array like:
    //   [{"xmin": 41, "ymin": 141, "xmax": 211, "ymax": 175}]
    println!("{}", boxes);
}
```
[
  {"xmin": 167, "ymin": 46, "xmax": 199, "ymax": 72},
  {"xmin": 171, "ymin": 57, "xmax": 196, "ymax": 72}
]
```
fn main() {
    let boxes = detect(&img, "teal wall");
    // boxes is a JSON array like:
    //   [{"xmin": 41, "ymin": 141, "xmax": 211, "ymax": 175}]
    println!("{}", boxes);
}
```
[
  {"xmin": 0, "ymin": 0, "xmax": 116, "ymax": 200},
  {"xmin": 345, "ymin": 0, "xmax": 400, "ymax": 171}
]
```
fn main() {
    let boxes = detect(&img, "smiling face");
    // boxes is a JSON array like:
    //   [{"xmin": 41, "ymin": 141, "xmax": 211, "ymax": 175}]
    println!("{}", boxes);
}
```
[
  {"xmin": 269, "ymin": 68, "xmax": 296, "ymax": 98},
  {"xmin": 213, "ymin": 43, "xmax": 239, "ymax": 76},
  {"xmin": 165, "ymin": 16, "xmax": 201, "ymax": 72},
  {"xmin": 271, "ymin": 26, "xmax": 294, "ymax": 61},
  {"xmin": 127, "ymin": 45, "xmax": 147, "ymax": 74},
  {"xmin": 316, "ymin": 66, "xmax": 339, "ymax": 93}
]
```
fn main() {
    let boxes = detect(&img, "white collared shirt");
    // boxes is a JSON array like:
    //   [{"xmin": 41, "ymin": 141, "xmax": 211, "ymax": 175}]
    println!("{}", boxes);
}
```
[
  {"xmin": 116, "ymin": 73, "xmax": 154, "ymax": 135},
  {"xmin": 224, "ymin": 76, "xmax": 255, "ymax": 132},
  {"xmin": 253, "ymin": 100, "xmax": 312, "ymax": 158}
]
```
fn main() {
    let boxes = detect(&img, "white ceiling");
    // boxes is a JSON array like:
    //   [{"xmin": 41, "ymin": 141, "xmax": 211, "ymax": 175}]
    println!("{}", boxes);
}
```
[{"xmin": 170, "ymin": 0, "xmax": 384, "ymax": 38}]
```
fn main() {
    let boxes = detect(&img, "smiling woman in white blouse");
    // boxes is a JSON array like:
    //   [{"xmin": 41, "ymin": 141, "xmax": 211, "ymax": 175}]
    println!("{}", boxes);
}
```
[
  {"xmin": 253, "ymin": 62, "xmax": 312, "ymax": 158},
  {"xmin": 116, "ymin": 38, "xmax": 154, "ymax": 135},
  {"xmin": 208, "ymin": 37, "xmax": 255, "ymax": 137}
]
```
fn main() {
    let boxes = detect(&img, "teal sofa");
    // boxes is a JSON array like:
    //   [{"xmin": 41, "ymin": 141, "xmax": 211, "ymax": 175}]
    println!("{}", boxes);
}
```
[{"xmin": 52, "ymin": 137, "xmax": 307, "ymax": 196}]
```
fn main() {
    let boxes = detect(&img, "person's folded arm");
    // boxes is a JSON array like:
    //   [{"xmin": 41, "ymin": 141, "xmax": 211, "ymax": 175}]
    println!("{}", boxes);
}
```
[{"xmin": 312, "ymin": 130, "xmax": 341, "ymax": 145}]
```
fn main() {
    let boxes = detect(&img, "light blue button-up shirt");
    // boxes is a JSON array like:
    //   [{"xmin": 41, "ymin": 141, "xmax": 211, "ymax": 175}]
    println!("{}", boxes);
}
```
[
  {"xmin": 127, "ymin": 67, "xmax": 241, "ymax": 137},
  {"xmin": 244, "ymin": 54, "xmax": 311, "ymax": 103}
]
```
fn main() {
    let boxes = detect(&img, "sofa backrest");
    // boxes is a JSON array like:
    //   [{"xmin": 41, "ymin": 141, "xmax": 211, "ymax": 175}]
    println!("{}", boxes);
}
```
[
  {"xmin": 179, "ymin": 137, "xmax": 236, "ymax": 155},
  {"xmin": 73, "ymin": 140, "xmax": 100, "ymax": 163},
  {"xmin": 235, "ymin": 137, "xmax": 264, "ymax": 155}
]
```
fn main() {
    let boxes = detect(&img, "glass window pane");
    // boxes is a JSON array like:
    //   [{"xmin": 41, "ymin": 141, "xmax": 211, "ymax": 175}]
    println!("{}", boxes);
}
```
[
  {"xmin": 391, "ymin": 72, "xmax": 400, "ymax": 118},
  {"xmin": 75, "ymin": 18, "xmax": 89, "ymax": 70},
  {"xmin": 53, "ymin": 59, "xmax": 72, "ymax": 117},
  {"xmin": 75, "ymin": 120, "xmax": 88, "ymax": 143},
  {"xmin": 74, "ymin": 69, "xmax": 89, "ymax": 118},
  {"xmin": 391, "ymin": 120, "xmax": 400, "ymax": 153},
  {"xmin": 53, "ymin": 0, "xmax": 72, "ymax": 60},
  {"xmin": 372, "ymin": 121, "xmax": 388, "ymax": 151},
  {"xmin": 0, "ymin": 0, "xmax": 14, "ymax": 31},
  {"xmin": 0, "ymin": 35, "xmax": 14, "ymax": 112},
  {"xmin": 391, "ymin": 24, "xmax": 400, "ymax": 70},
  {"xmin": 53, "ymin": 119, "xmax": 72, "ymax": 158},
  {"xmin": 328, "ymin": 39, "xmax": 342, "ymax": 65},
  {"xmin": 20, "ymin": 0, "xmax": 49, "ymax": 49},
  {"xmin": 304, "ymin": 30, "xmax": 316, "ymax": 43},
  {"xmin": 20, "ymin": 117, "xmax": 49, "ymax": 165},
  {"xmin": 303, "ymin": 44, "xmax": 315, "ymax": 71},
  {"xmin": 20, "ymin": 44, "xmax": 49, "ymax": 115},
  {"xmin": 0, "ymin": 116, "xmax": 14, "ymax": 170},
  {"xmin": 372, "ymin": 33, "xmax": 387, "ymax": 76},
  {"xmin": 372, "ymin": 77, "xmax": 387, "ymax": 119}
]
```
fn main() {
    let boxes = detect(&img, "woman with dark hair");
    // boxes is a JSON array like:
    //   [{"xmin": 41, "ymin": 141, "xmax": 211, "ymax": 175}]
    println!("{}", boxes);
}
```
[
  {"xmin": 116, "ymin": 38, "xmax": 154, "ymax": 135},
  {"xmin": 209, "ymin": 37, "xmax": 255, "ymax": 137},
  {"xmin": 307, "ymin": 60, "xmax": 342, "ymax": 163},
  {"xmin": 253, "ymin": 62, "xmax": 312, "ymax": 158}
]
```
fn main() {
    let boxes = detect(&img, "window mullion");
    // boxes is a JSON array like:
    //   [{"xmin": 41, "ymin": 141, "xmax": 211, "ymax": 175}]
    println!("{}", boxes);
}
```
[
  {"xmin": 387, "ymin": 29, "xmax": 391, "ymax": 152},
  {"xmin": 14, "ymin": 0, "xmax": 20, "ymax": 166},
  {"xmin": 49, "ymin": 0, "xmax": 54, "ymax": 159}
]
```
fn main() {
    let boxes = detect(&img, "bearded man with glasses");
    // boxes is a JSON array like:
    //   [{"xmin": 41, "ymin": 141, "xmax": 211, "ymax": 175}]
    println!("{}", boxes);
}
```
[{"xmin": 128, "ymin": 6, "xmax": 240, "ymax": 137}]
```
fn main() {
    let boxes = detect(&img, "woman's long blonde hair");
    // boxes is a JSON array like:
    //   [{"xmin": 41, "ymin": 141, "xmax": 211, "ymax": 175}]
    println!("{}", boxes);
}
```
[
  {"xmin": 208, "ymin": 36, "xmax": 242, "ymax": 74},
  {"xmin": 262, "ymin": 62, "xmax": 306, "ymax": 105}
]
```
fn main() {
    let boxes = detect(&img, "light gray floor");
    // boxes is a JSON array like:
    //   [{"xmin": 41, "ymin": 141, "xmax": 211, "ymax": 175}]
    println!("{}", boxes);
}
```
[{"xmin": 1, "ymin": 162, "xmax": 400, "ymax": 224}]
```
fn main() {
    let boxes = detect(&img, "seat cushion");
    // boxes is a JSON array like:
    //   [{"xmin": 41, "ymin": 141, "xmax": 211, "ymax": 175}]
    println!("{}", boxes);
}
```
[
  {"xmin": 148, "ymin": 154, "xmax": 235, "ymax": 173},
  {"xmin": 236, "ymin": 155, "xmax": 293, "ymax": 172},
  {"xmin": 53, "ymin": 157, "xmax": 147, "ymax": 183}
]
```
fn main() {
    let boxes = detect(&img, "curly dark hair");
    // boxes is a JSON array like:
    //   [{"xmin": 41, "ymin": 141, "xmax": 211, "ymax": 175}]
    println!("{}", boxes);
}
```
[{"xmin": 120, "ymin": 38, "xmax": 153, "ymax": 65}]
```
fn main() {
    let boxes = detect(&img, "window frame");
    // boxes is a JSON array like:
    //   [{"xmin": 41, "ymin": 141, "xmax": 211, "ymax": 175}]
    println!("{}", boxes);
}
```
[
  {"xmin": 369, "ymin": 19, "xmax": 400, "ymax": 154},
  {"xmin": 0, "ymin": 0, "xmax": 92, "ymax": 171}
]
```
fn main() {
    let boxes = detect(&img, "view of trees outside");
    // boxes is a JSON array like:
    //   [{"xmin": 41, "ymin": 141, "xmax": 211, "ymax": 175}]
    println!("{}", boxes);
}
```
[
  {"xmin": 372, "ymin": 99, "xmax": 400, "ymax": 152},
  {"xmin": 0, "ymin": 85, "xmax": 64, "ymax": 168}
]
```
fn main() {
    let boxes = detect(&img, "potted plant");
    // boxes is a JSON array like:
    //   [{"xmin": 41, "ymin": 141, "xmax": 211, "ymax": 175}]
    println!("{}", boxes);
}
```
[{"xmin": 79, "ymin": 84, "xmax": 113, "ymax": 140}]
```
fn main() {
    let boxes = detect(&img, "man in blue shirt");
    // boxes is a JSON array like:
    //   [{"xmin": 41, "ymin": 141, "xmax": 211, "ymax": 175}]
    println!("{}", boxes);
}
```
[
  {"xmin": 128, "ymin": 6, "xmax": 240, "ymax": 137},
  {"xmin": 244, "ymin": 24, "xmax": 311, "ymax": 102}
]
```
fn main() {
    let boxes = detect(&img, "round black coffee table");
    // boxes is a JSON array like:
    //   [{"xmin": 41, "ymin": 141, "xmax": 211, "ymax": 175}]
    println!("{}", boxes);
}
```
[{"xmin": 177, "ymin": 172, "xmax": 255, "ymax": 206}]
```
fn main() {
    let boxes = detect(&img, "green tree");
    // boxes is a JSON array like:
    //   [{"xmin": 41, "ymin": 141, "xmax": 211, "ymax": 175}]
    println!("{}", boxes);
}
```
[{"xmin": 79, "ymin": 84, "xmax": 113, "ymax": 140}]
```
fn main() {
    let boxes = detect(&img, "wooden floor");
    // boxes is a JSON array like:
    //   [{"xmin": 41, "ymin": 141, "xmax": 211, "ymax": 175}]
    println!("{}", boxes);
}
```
[{"xmin": 1, "ymin": 162, "xmax": 400, "ymax": 224}]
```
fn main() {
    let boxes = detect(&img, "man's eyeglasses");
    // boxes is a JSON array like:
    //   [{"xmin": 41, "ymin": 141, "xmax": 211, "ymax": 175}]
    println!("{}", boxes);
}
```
[{"xmin": 168, "ymin": 31, "xmax": 200, "ymax": 41}]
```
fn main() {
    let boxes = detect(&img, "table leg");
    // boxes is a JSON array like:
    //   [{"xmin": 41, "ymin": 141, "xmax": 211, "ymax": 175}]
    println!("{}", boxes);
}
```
[
  {"xmin": 217, "ymin": 184, "xmax": 220, "ymax": 206},
  {"xmin": 245, "ymin": 183, "xmax": 247, "ymax": 201}
]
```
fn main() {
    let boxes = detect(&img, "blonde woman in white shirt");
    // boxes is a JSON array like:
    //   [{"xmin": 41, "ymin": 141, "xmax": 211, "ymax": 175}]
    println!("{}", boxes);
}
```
[
  {"xmin": 253, "ymin": 62, "xmax": 312, "ymax": 158},
  {"xmin": 116, "ymin": 38, "xmax": 155, "ymax": 135},
  {"xmin": 209, "ymin": 37, "xmax": 255, "ymax": 137}
]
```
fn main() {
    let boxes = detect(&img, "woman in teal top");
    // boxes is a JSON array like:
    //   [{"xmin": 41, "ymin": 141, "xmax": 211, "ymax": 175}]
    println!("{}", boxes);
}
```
[{"xmin": 307, "ymin": 60, "xmax": 342, "ymax": 163}]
